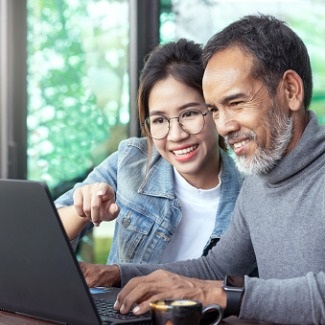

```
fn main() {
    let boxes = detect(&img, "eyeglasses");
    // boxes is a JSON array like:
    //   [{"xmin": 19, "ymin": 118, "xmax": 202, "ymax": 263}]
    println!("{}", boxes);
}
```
[{"xmin": 142, "ymin": 106, "xmax": 210, "ymax": 140}]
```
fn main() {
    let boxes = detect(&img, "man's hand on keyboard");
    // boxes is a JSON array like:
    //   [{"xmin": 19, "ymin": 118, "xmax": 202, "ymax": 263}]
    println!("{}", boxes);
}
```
[{"xmin": 114, "ymin": 269, "xmax": 225, "ymax": 315}]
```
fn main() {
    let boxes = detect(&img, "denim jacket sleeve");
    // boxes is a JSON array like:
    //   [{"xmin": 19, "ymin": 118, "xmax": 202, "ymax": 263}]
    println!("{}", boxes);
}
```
[
  {"xmin": 108, "ymin": 138, "xmax": 183, "ymax": 264},
  {"xmin": 54, "ymin": 137, "xmax": 182, "ymax": 264},
  {"xmin": 55, "ymin": 139, "xmax": 243, "ymax": 265}
]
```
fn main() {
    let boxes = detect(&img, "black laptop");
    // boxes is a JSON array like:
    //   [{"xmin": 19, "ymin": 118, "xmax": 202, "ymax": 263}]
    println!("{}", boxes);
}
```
[{"xmin": 0, "ymin": 179, "xmax": 152, "ymax": 324}]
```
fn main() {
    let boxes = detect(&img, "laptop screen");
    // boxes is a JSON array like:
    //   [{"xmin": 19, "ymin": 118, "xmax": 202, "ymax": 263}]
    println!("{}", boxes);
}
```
[{"xmin": 0, "ymin": 179, "xmax": 103, "ymax": 324}]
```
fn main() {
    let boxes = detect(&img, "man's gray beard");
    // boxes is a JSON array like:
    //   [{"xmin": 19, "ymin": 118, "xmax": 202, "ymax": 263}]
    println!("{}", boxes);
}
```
[{"xmin": 227, "ymin": 106, "xmax": 294, "ymax": 175}]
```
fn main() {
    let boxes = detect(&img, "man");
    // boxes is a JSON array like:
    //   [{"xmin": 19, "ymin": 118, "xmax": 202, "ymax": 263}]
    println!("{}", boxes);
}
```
[{"xmin": 80, "ymin": 14, "xmax": 325, "ymax": 324}]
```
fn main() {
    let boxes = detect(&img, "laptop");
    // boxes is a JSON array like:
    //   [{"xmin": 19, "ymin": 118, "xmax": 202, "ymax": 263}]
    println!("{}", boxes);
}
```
[{"xmin": 0, "ymin": 179, "xmax": 152, "ymax": 324}]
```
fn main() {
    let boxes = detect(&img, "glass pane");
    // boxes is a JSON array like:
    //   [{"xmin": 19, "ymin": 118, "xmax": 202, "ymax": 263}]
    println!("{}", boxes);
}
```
[
  {"xmin": 27, "ymin": 0, "xmax": 130, "ymax": 196},
  {"xmin": 160, "ymin": 0, "xmax": 325, "ymax": 124}
]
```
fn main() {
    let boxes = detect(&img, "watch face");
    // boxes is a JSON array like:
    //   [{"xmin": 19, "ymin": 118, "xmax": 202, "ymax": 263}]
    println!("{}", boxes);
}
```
[{"xmin": 225, "ymin": 275, "xmax": 245, "ymax": 290}]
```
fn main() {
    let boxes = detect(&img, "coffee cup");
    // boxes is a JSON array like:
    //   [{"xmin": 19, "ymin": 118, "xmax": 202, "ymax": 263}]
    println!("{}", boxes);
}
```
[{"xmin": 150, "ymin": 299, "xmax": 223, "ymax": 325}]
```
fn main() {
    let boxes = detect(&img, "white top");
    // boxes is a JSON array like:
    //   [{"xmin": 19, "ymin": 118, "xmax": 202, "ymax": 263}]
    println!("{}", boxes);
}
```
[{"xmin": 160, "ymin": 168, "xmax": 221, "ymax": 263}]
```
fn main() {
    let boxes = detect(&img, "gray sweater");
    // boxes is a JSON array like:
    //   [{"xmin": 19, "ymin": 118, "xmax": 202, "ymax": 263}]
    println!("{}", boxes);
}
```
[{"xmin": 119, "ymin": 111, "xmax": 325, "ymax": 324}]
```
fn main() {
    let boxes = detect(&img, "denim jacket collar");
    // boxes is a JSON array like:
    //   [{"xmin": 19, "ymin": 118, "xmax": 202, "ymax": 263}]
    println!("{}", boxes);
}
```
[{"xmin": 138, "ymin": 152, "xmax": 176, "ymax": 199}]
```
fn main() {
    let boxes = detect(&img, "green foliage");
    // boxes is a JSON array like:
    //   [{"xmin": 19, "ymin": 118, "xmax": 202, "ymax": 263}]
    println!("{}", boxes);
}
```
[
  {"xmin": 94, "ymin": 237, "xmax": 113, "ymax": 264},
  {"xmin": 286, "ymin": 14, "xmax": 325, "ymax": 124},
  {"xmin": 27, "ymin": 0, "xmax": 129, "ymax": 193}
]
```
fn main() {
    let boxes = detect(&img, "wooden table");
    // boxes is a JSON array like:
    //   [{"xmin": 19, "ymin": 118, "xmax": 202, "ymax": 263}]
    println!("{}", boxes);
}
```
[
  {"xmin": 0, "ymin": 311, "xmax": 56, "ymax": 324},
  {"xmin": 0, "ymin": 310, "xmax": 276, "ymax": 325}
]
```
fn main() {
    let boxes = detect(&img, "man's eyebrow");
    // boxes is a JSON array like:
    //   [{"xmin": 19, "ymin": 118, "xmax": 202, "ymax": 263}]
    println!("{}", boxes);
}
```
[
  {"xmin": 206, "ymin": 93, "xmax": 246, "ymax": 107},
  {"xmin": 221, "ymin": 93, "xmax": 247, "ymax": 104}
]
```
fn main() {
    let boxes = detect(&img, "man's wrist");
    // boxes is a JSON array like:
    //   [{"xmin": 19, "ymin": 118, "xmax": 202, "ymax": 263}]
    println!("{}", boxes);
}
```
[
  {"xmin": 222, "ymin": 275, "xmax": 245, "ymax": 318},
  {"xmin": 110, "ymin": 264, "xmax": 121, "ymax": 287}
]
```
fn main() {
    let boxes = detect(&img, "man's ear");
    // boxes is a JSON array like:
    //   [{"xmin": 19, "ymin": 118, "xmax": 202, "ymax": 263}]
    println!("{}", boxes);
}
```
[{"xmin": 281, "ymin": 69, "xmax": 304, "ymax": 112}]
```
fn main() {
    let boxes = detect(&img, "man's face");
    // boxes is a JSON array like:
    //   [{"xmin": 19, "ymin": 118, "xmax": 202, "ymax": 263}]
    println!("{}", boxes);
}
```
[{"xmin": 203, "ymin": 46, "xmax": 293, "ymax": 175}]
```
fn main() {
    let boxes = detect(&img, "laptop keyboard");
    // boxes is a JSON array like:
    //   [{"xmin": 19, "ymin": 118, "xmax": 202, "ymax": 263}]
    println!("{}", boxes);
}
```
[{"xmin": 94, "ymin": 298, "xmax": 152, "ymax": 324}]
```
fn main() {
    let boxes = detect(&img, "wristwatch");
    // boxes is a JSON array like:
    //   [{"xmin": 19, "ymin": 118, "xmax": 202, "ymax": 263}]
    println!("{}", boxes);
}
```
[{"xmin": 222, "ymin": 275, "xmax": 245, "ymax": 318}]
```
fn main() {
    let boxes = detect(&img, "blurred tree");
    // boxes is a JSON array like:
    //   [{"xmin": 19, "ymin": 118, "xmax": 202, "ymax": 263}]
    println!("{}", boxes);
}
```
[{"xmin": 27, "ymin": 0, "xmax": 129, "ymax": 193}]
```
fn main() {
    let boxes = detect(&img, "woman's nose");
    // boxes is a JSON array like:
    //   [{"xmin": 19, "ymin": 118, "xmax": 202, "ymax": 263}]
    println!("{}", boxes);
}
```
[{"xmin": 167, "ymin": 118, "xmax": 189, "ymax": 140}]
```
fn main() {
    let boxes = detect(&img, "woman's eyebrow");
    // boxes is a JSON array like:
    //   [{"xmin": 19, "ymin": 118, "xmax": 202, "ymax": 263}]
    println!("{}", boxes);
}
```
[{"xmin": 149, "ymin": 102, "xmax": 204, "ymax": 115}]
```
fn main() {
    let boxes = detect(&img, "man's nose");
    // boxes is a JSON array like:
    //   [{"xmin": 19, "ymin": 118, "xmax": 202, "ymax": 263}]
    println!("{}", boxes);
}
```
[{"xmin": 214, "ymin": 113, "xmax": 240, "ymax": 137}]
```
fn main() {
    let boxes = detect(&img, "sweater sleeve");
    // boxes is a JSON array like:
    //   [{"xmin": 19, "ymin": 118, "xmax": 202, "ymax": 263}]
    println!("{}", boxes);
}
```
[
  {"xmin": 241, "ymin": 272, "xmax": 325, "ymax": 324},
  {"xmin": 240, "ymin": 185, "xmax": 325, "ymax": 324}
]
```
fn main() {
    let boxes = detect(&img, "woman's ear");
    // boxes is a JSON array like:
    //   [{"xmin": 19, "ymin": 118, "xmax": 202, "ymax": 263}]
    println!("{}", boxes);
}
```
[{"xmin": 281, "ymin": 69, "xmax": 304, "ymax": 112}]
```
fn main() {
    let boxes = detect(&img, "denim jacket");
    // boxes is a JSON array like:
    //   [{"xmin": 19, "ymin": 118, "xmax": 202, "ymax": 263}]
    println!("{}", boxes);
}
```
[{"xmin": 55, "ymin": 137, "xmax": 242, "ymax": 264}]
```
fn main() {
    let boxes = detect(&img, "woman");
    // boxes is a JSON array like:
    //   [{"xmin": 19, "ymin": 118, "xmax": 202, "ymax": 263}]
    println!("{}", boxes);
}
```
[{"xmin": 55, "ymin": 38, "xmax": 242, "ymax": 264}]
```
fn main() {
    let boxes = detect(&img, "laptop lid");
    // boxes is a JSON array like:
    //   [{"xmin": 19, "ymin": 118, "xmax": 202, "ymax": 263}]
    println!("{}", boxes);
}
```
[{"xmin": 0, "ymin": 179, "xmax": 120, "ymax": 324}]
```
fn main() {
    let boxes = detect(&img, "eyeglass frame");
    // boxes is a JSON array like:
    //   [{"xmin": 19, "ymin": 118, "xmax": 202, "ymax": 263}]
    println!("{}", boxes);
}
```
[{"xmin": 141, "ymin": 106, "xmax": 211, "ymax": 140}]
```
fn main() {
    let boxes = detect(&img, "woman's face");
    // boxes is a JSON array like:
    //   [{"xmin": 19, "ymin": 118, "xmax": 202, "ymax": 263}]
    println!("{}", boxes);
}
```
[{"xmin": 148, "ymin": 76, "xmax": 220, "ymax": 189}]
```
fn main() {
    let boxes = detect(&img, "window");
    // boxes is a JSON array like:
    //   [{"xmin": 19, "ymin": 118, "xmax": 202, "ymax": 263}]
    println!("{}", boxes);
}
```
[
  {"xmin": 25, "ymin": 0, "xmax": 159, "ymax": 263},
  {"xmin": 27, "ymin": 0, "xmax": 130, "ymax": 197}
]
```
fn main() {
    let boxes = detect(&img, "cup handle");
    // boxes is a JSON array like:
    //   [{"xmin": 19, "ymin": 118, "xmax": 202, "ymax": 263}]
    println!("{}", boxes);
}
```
[{"xmin": 201, "ymin": 304, "xmax": 223, "ymax": 325}]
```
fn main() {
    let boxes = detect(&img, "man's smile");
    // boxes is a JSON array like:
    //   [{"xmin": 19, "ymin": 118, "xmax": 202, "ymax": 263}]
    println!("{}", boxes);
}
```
[{"xmin": 233, "ymin": 139, "xmax": 250, "ymax": 149}]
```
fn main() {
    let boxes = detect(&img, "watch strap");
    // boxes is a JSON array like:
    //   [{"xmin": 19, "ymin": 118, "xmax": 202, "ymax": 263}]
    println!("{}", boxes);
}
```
[{"xmin": 223, "ymin": 275, "xmax": 245, "ymax": 318}]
